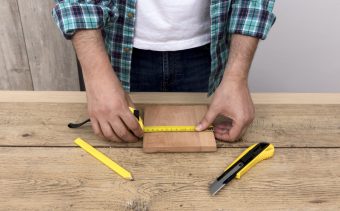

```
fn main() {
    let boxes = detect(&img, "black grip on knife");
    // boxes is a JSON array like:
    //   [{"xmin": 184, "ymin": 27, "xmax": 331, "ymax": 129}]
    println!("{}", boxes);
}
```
[{"xmin": 217, "ymin": 142, "xmax": 270, "ymax": 182}]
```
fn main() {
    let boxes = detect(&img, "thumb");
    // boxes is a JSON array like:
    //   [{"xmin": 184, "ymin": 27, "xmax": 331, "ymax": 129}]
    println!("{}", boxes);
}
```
[{"xmin": 196, "ymin": 108, "xmax": 218, "ymax": 131}]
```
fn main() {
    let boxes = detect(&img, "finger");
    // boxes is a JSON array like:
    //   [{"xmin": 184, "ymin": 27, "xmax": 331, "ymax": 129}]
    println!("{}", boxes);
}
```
[
  {"xmin": 214, "ymin": 132, "xmax": 230, "ymax": 142},
  {"xmin": 216, "ymin": 121, "xmax": 250, "ymax": 142},
  {"xmin": 98, "ymin": 120, "xmax": 122, "ymax": 142},
  {"xmin": 238, "ymin": 126, "xmax": 249, "ymax": 140},
  {"xmin": 227, "ymin": 121, "xmax": 244, "ymax": 142},
  {"xmin": 213, "ymin": 122, "xmax": 232, "ymax": 134},
  {"xmin": 121, "ymin": 109, "xmax": 144, "ymax": 138},
  {"xmin": 196, "ymin": 108, "xmax": 218, "ymax": 131},
  {"xmin": 214, "ymin": 121, "xmax": 243, "ymax": 142},
  {"xmin": 214, "ymin": 129, "xmax": 230, "ymax": 140},
  {"xmin": 109, "ymin": 118, "xmax": 138, "ymax": 142},
  {"xmin": 214, "ymin": 127, "xmax": 229, "ymax": 135},
  {"xmin": 90, "ymin": 117, "xmax": 103, "ymax": 138}
]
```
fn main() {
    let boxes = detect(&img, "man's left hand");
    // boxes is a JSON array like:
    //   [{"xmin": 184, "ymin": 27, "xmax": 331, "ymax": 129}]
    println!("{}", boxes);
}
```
[{"xmin": 196, "ymin": 77, "xmax": 255, "ymax": 142}]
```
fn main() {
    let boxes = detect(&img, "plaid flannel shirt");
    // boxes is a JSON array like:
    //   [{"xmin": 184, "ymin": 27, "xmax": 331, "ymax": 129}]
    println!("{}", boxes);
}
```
[{"xmin": 52, "ymin": 0, "xmax": 276, "ymax": 95}]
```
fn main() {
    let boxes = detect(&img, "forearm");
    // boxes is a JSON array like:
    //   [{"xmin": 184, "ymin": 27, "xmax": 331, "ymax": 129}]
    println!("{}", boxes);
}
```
[
  {"xmin": 70, "ymin": 30, "xmax": 141, "ymax": 142},
  {"xmin": 200, "ymin": 35, "xmax": 257, "ymax": 140},
  {"xmin": 72, "ymin": 30, "xmax": 121, "ymax": 89},
  {"xmin": 222, "ymin": 34, "xmax": 259, "ymax": 83}
]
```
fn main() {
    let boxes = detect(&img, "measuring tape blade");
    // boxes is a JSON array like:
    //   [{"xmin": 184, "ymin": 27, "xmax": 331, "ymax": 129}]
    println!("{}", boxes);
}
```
[
  {"xmin": 129, "ymin": 107, "xmax": 214, "ymax": 133},
  {"xmin": 143, "ymin": 125, "xmax": 213, "ymax": 133}
]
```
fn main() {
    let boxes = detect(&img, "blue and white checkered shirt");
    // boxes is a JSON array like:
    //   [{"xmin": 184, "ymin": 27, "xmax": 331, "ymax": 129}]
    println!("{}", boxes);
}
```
[{"xmin": 52, "ymin": 0, "xmax": 276, "ymax": 95}]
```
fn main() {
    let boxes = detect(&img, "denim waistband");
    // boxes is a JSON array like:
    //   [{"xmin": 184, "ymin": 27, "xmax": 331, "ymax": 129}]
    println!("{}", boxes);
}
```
[{"xmin": 130, "ymin": 43, "xmax": 211, "ymax": 92}]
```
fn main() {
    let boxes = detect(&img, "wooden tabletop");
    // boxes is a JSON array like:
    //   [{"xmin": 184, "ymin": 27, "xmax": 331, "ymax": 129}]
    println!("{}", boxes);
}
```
[{"xmin": 0, "ymin": 91, "xmax": 339, "ymax": 210}]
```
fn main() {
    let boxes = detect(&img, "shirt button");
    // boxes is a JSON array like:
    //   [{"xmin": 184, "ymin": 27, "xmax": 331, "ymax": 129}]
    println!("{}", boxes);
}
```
[
  {"xmin": 124, "ymin": 47, "xmax": 131, "ymax": 53},
  {"xmin": 127, "ymin": 12, "xmax": 134, "ymax": 18}
]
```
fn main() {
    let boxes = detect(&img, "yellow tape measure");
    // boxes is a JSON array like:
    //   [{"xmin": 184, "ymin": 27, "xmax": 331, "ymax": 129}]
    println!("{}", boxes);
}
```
[
  {"xmin": 129, "ymin": 107, "xmax": 213, "ymax": 133},
  {"xmin": 67, "ymin": 107, "xmax": 213, "ymax": 132},
  {"xmin": 143, "ymin": 125, "xmax": 213, "ymax": 133}
]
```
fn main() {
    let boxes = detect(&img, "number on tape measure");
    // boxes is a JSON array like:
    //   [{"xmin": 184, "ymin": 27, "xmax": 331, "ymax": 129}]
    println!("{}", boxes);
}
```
[{"xmin": 143, "ymin": 126, "xmax": 213, "ymax": 132}]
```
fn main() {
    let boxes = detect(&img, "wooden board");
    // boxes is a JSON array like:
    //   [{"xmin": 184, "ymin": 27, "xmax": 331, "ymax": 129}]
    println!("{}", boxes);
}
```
[
  {"xmin": 143, "ymin": 105, "xmax": 217, "ymax": 153},
  {"xmin": 0, "ymin": 102, "xmax": 339, "ymax": 148},
  {"xmin": 17, "ymin": 0, "xmax": 79, "ymax": 91},
  {"xmin": 0, "ymin": 0, "xmax": 33, "ymax": 90},
  {"xmin": 0, "ymin": 148, "xmax": 339, "ymax": 210}
]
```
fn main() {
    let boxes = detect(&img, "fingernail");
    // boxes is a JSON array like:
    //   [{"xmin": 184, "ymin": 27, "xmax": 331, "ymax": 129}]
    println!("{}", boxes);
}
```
[{"xmin": 196, "ymin": 124, "xmax": 202, "ymax": 131}]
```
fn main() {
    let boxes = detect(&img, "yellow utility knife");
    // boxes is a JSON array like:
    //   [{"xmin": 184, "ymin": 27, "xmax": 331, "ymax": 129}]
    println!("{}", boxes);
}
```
[{"xmin": 209, "ymin": 142, "xmax": 274, "ymax": 196}]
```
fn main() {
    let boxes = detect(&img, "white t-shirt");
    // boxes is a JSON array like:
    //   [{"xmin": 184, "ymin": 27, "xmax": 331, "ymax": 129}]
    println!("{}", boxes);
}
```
[{"xmin": 133, "ymin": 0, "xmax": 211, "ymax": 51}]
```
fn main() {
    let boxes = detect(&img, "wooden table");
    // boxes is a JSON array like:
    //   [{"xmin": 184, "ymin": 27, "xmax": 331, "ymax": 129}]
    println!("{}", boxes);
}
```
[{"xmin": 0, "ymin": 91, "xmax": 339, "ymax": 210}]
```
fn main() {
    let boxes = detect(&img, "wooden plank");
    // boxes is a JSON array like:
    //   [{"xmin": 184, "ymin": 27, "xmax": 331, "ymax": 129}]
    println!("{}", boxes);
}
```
[
  {"xmin": 17, "ymin": 0, "xmax": 79, "ymax": 91},
  {"xmin": 0, "ymin": 148, "xmax": 339, "ymax": 210},
  {"xmin": 0, "ymin": 102, "xmax": 339, "ymax": 147},
  {"xmin": 0, "ymin": 91, "xmax": 88, "ymax": 103},
  {"xmin": 143, "ymin": 105, "xmax": 216, "ymax": 153},
  {"xmin": 0, "ymin": 0, "xmax": 33, "ymax": 90},
  {"xmin": 1, "ymin": 92, "xmax": 340, "ymax": 104}
]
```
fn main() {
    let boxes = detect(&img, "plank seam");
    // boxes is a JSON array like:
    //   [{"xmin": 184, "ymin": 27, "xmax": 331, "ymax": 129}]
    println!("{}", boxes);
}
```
[
  {"xmin": 0, "ymin": 146, "xmax": 339, "ymax": 149},
  {"xmin": 16, "ymin": 0, "xmax": 34, "ymax": 90}
]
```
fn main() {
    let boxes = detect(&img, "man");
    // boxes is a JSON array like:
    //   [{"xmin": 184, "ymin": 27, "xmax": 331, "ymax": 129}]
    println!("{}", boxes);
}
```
[{"xmin": 52, "ymin": 0, "xmax": 276, "ymax": 142}]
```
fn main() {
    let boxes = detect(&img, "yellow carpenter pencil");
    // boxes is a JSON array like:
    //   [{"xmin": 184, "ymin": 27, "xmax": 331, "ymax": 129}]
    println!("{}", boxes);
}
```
[{"xmin": 74, "ymin": 138, "xmax": 133, "ymax": 181}]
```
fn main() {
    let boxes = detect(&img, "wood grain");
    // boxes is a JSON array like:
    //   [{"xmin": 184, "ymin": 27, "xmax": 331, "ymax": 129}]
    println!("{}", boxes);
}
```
[
  {"xmin": 0, "ymin": 102, "xmax": 339, "ymax": 148},
  {"xmin": 0, "ymin": 148, "xmax": 339, "ymax": 210},
  {"xmin": 0, "ymin": 92, "xmax": 339, "ymax": 210},
  {"xmin": 0, "ymin": 0, "xmax": 33, "ymax": 90},
  {"xmin": 17, "ymin": 0, "xmax": 79, "ymax": 91},
  {"xmin": 143, "ymin": 105, "xmax": 216, "ymax": 153}
]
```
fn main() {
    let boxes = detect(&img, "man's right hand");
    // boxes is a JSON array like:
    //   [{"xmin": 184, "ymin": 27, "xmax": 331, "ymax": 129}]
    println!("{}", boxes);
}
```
[
  {"xmin": 86, "ymin": 71, "xmax": 143, "ymax": 142},
  {"xmin": 72, "ymin": 29, "xmax": 143, "ymax": 142}
]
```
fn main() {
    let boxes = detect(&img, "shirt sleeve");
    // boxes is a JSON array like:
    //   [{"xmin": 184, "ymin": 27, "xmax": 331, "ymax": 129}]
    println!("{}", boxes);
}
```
[
  {"xmin": 228, "ymin": 0, "xmax": 276, "ymax": 40},
  {"xmin": 52, "ymin": 0, "xmax": 118, "ymax": 39}
]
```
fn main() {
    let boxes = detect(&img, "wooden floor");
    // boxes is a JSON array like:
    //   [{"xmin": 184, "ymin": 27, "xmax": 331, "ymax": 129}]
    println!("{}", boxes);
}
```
[{"xmin": 0, "ymin": 92, "xmax": 339, "ymax": 210}]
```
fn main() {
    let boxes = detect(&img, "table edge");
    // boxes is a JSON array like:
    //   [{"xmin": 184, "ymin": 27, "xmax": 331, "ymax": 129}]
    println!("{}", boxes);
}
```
[{"xmin": 0, "ymin": 91, "xmax": 340, "ymax": 104}]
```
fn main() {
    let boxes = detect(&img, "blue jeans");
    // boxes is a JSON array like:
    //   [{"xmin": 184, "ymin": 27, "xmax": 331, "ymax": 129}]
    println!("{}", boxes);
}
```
[{"xmin": 130, "ymin": 43, "xmax": 211, "ymax": 92}]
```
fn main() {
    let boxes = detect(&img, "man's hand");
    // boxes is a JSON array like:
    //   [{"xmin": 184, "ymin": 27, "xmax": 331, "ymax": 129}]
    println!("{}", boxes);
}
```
[
  {"xmin": 72, "ymin": 29, "xmax": 143, "ymax": 142},
  {"xmin": 196, "ymin": 77, "xmax": 254, "ymax": 141},
  {"xmin": 86, "ymin": 71, "xmax": 143, "ymax": 142},
  {"xmin": 196, "ymin": 34, "xmax": 259, "ymax": 141}
]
